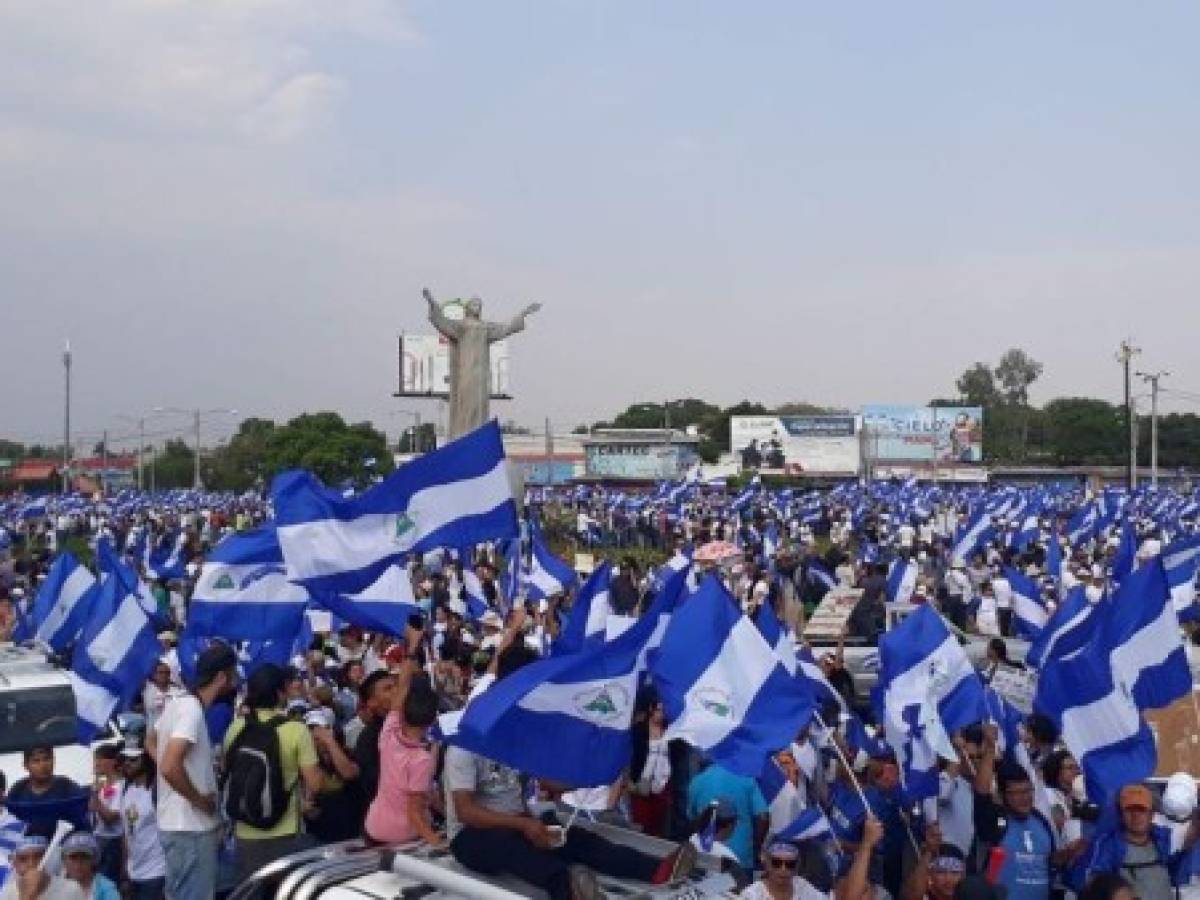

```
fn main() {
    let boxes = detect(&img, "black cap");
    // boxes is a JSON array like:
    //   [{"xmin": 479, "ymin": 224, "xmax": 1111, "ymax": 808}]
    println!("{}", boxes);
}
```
[{"xmin": 194, "ymin": 643, "xmax": 238, "ymax": 688}]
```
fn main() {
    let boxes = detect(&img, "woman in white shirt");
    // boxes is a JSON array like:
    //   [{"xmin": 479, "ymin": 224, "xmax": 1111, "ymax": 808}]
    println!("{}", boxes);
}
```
[
  {"xmin": 119, "ymin": 749, "xmax": 167, "ymax": 900},
  {"xmin": 629, "ymin": 698, "xmax": 672, "ymax": 838}
]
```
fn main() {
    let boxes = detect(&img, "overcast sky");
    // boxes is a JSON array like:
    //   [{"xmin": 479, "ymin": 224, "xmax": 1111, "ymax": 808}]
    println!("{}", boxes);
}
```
[{"xmin": 4, "ymin": 1, "xmax": 1200, "ymax": 453}]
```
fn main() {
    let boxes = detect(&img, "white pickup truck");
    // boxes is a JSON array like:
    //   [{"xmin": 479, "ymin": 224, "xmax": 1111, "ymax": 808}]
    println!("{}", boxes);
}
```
[
  {"xmin": 0, "ymin": 643, "xmax": 127, "ymax": 791},
  {"xmin": 804, "ymin": 601, "xmax": 1029, "ymax": 708}
]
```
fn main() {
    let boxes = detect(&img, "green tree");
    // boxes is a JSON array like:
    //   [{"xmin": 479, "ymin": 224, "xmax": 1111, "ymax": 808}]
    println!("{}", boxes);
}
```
[
  {"xmin": 1042, "ymin": 398, "xmax": 1124, "ymax": 465},
  {"xmin": 0, "ymin": 439, "xmax": 25, "ymax": 461},
  {"xmin": 150, "ymin": 439, "xmax": 196, "ymax": 489},
  {"xmin": 1141, "ymin": 413, "xmax": 1200, "ymax": 470},
  {"xmin": 774, "ymin": 401, "xmax": 832, "ymax": 416},
  {"xmin": 262, "ymin": 413, "xmax": 394, "ymax": 487},
  {"xmin": 995, "ymin": 348, "xmax": 1044, "ymax": 406},
  {"xmin": 205, "ymin": 418, "xmax": 276, "ymax": 492},
  {"xmin": 955, "ymin": 363, "xmax": 1000, "ymax": 407}
]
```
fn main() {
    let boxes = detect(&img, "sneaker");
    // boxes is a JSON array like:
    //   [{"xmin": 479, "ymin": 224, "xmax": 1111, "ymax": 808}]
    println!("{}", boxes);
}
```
[
  {"xmin": 569, "ymin": 864, "xmax": 607, "ymax": 900},
  {"xmin": 668, "ymin": 840, "xmax": 699, "ymax": 883}
]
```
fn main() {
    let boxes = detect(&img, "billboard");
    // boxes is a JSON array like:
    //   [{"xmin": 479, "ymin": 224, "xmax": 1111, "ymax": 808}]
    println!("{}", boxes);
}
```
[
  {"xmin": 399, "ymin": 298, "xmax": 511, "ymax": 397},
  {"xmin": 399, "ymin": 334, "xmax": 510, "ymax": 397},
  {"xmin": 730, "ymin": 415, "xmax": 860, "ymax": 475},
  {"xmin": 860, "ymin": 405, "xmax": 983, "ymax": 464},
  {"xmin": 584, "ymin": 443, "xmax": 697, "ymax": 480}
]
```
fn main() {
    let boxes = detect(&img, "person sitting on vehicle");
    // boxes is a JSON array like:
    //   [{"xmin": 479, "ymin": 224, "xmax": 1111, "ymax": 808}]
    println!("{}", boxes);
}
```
[
  {"xmin": 444, "ymin": 610, "xmax": 696, "ymax": 900},
  {"xmin": 1077, "ymin": 783, "xmax": 1200, "ymax": 900},
  {"xmin": 5, "ymin": 748, "xmax": 88, "ymax": 833},
  {"xmin": 59, "ymin": 832, "xmax": 120, "ymax": 900},
  {"xmin": 0, "ymin": 834, "xmax": 84, "ymax": 900}
]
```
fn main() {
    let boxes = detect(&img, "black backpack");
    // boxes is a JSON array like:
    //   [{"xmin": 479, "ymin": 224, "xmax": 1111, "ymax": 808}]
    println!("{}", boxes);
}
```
[{"xmin": 222, "ymin": 714, "xmax": 290, "ymax": 830}]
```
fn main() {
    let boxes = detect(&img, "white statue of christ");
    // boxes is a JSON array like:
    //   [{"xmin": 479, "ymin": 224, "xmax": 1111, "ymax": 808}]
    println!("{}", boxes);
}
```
[{"xmin": 424, "ymin": 288, "xmax": 541, "ymax": 439}]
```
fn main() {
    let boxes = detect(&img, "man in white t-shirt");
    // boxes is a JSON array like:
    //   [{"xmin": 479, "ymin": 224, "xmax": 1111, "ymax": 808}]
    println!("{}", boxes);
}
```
[{"xmin": 153, "ymin": 643, "xmax": 238, "ymax": 900}]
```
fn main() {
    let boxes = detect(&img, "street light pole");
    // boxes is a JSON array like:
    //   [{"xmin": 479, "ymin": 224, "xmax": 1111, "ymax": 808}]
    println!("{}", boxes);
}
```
[
  {"xmin": 62, "ymin": 340, "xmax": 72, "ymax": 494},
  {"xmin": 1118, "ymin": 340, "xmax": 1140, "ymax": 490},
  {"xmin": 194, "ymin": 409, "xmax": 202, "ymax": 489},
  {"xmin": 1137, "ymin": 370, "xmax": 1169, "ymax": 488}
]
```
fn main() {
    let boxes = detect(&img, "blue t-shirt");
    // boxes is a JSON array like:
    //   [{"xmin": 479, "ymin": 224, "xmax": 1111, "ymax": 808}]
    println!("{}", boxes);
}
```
[
  {"xmin": 686, "ymin": 764, "xmax": 768, "ymax": 869},
  {"xmin": 997, "ymin": 814, "xmax": 1054, "ymax": 900}
]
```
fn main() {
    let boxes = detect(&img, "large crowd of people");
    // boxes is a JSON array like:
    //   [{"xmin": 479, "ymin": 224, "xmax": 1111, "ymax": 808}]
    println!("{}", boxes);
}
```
[{"xmin": 0, "ymin": 481, "xmax": 1198, "ymax": 900}]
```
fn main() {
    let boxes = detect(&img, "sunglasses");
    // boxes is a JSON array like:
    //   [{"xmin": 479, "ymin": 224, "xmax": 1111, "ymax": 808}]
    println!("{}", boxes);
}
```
[{"xmin": 769, "ymin": 857, "xmax": 798, "ymax": 870}]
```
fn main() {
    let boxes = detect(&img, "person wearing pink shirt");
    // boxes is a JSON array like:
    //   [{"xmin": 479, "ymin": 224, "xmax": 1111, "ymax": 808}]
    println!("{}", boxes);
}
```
[{"xmin": 363, "ymin": 644, "xmax": 444, "ymax": 848}]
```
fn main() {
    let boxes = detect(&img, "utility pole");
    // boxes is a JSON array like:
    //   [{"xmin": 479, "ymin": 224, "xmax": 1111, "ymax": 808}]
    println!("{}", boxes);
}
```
[
  {"xmin": 1137, "ymin": 369, "xmax": 1169, "ymax": 488},
  {"xmin": 138, "ymin": 417, "xmax": 145, "ymax": 490},
  {"xmin": 544, "ymin": 417, "xmax": 554, "ymax": 486},
  {"xmin": 193, "ymin": 408, "xmax": 202, "ymax": 490},
  {"xmin": 62, "ymin": 340, "xmax": 72, "ymax": 494},
  {"xmin": 1118, "ymin": 340, "xmax": 1141, "ymax": 490},
  {"xmin": 101, "ymin": 429, "xmax": 109, "ymax": 496}
]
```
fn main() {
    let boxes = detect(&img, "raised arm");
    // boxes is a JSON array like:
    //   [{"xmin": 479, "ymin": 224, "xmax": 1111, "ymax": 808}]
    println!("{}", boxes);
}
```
[
  {"xmin": 487, "ymin": 302, "xmax": 542, "ymax": 341},
  {"xmin": 424, "ymin": 288, "xmax": 463, "ymax": 339}
]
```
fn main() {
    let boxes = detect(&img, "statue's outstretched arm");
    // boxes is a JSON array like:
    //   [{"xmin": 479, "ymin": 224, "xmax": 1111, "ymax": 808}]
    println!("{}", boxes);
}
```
[
  {"xmin": 488, "ymin": 302, "xmax": 542, "ymax": 341},
  {"xmin": 424, "ymin": 288, "xmax": 462, "ymax": 338}
]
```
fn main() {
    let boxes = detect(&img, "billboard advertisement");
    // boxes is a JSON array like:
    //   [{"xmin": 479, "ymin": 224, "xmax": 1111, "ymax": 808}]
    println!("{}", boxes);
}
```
[
  {"xmin": 400, "ymin": 334, "xmax": 510, "ymax": 397},
  {"xmin": 860, "ymin": 405, "xmax": 983, "ymax": 464},
  {"xmin": 730, "ymin": 415, "xmax": 860, "ymax": 475},
  {"xmin": 399, "ymin": 298, "xmax": 511, "ymax": 397},
  {"xmin": 584, "ymin": 443, "xmax": 697, "ymax": 480}
]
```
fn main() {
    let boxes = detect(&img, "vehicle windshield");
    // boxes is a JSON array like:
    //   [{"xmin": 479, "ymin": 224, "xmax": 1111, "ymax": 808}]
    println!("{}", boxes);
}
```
[{"xmin": 0, "ymin": 684, "xmax": 79, "ymax": 753}]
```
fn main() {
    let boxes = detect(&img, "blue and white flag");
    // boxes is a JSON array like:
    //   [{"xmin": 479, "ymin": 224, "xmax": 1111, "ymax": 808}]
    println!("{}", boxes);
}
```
[
  {"xmin": 654, "ymin": 576, "xmax": 815, "ymax": 776},
  {"xmin": 317, "ymin": 564, "xmax": 420, "ymax": 637},
  {"xmin": 145, "ymin": 530, "xmax": 188, "ymax": 582},
  {"xmin": 1010, "ymin": 497, "xmax": 1044, "ymax": 552},
  {"xmin": 807, "ymin": 561, "xmax": 835, "ymax": 594},
  {"xmin": 525, "ymin": 523, "xmax": 579, "ymax": 602},
  {"xmin": 758, "ymin": 756, "xmax": 804, "ymax": 837},
  {"xmin": 18, "ymin": 552, "xmax": 97, "ymax": 651},
  {"xmin": 273, "ymin": 420, "xmax": 518, "ymax": 596},
  {"xmin": 446, "ymin": 566, "xmax": 688, "ymax": 784},
  {"xmin": 1034, "ymin": 558, "xmax": 1190, "ymax": 799},
  {"xmin": 879, "ymin": 605, "xmax": 985, "ymax": 800},
  {"xmin": 1110, "ymin": 519, "xmax": 1136, "ymax": 585},
  {"xmin": 796, "ymin": 646, "xmax": 847, "ymax": 713},
  {"xmin": 1163, "ymin": 534, "xmax": 1200, "ymax": 623},
  {"xmin": 1066, "ymin": 501, "xmax": 1099, "ymax": 549},
  {"xmin": 552, "ymin": 561, "xmax": 614, "ymax": 657},
  {"xmin": 951, "ymin": 509, "xmax": 996, "ymax": 565},
  {"xmin": 776, "ymin": 804, "xmax": 833, "ymax": 843},
  {"xmin": 188, "ymin": 526, "xmax": 311, "ymax": 640},
  {"xmin": 460, "ymin": 569, "xmax": 491, "ymax": 621},
  {"xmin": 70, "ymin": 560, "xmax": 163, "ymax": 741},
  {"xmin": 885, "ymin": 558, "xmax": 918, "ymax": 605},
  {"xmin": 653, "ymin": 546, "xmax": 693, "ymax": 595},
  {"xmin": 1004, "ymin": 566, "xmax": 1049, "ymax": 641},
  {"xmin": 1025, "ymin": 585, "xmax": 1099, "ymax": 670},
  {"xmin": 754, "ymin": 600, "xmax": 797, "ymax": 676},
  {"xmin": 1046, "ymin": 531, "xmax": 1063, "ymax": 584}
]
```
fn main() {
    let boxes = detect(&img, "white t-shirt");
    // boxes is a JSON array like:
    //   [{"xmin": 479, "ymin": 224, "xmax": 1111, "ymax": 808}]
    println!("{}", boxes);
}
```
[
  {"xmin": 154, "ymin": 694, "xmax": 219, "ymax": 832},
  {"xmin": 93, "ymin": 778, "xmax": 125, "ymax": 838},
  {"xmin": 143, "ymin": 683, "xmax": 184, "ymax": 734},
  {"xmin": 937, "ymin": 773, "xmax": 975, "ymax": 859},
  {"xmin": 740, "ymin": 876, "xmax": 829, "ymax": 899},
  {"xmin": 991, "ymin": 576, "xmax": 1013, "ymax": 611},
  {"xmin": 121, "ymin": 783, "xmax": 167, "ymax": 881}
]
